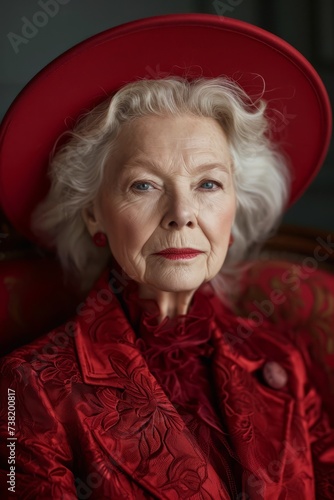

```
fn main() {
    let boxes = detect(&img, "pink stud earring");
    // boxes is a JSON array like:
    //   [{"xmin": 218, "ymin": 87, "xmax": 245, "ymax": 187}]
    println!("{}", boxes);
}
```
[
  {"xmin": 228, "ymin": 234, "xmax": 234, "ymax": 247},
  {"xmin": 93, "ymin": 232, "xmax": 107, "ymax": 247}
]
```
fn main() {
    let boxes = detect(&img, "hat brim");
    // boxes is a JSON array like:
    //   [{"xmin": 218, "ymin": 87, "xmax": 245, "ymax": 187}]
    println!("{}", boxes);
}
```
[{"xmin": 0, "ymin": 13, "xmax": 331, "ymax": 243}]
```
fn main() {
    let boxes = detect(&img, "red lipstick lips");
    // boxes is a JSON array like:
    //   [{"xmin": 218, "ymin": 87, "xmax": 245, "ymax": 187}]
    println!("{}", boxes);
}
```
[{"xmin": 154, "ymin": 248, "xmax": 203, "ymax": 260}]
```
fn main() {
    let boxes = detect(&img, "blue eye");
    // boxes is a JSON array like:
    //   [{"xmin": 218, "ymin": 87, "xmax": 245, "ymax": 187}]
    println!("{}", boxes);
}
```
[
  {"xmin": 200, "ymin": 180, "xmax": 221, "ymax": 190},
  {"xmin": 132, "ymin": 182, "xmax": 152, "ymax": 191}
]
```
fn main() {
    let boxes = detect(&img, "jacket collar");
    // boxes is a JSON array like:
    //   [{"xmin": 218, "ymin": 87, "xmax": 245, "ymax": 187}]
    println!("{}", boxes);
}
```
[
  {"xmin": 75, "ymin": 269, "xmax": 232, "ymax": 498},
  {"xmin": 74, "ymin": 267, "xmax": 267, "ymax": 386}
]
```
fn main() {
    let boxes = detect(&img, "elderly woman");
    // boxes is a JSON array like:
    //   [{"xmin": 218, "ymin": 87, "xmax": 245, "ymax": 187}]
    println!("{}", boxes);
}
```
[{"xmin": 0, "ymin": 14, "xmax": 333, "ymax": 500}]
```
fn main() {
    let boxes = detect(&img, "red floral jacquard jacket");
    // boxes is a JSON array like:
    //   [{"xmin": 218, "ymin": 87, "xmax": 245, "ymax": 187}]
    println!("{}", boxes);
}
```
[{"xmin": 0, "ymin": 268, "xmax": 334, "ymax": 499}]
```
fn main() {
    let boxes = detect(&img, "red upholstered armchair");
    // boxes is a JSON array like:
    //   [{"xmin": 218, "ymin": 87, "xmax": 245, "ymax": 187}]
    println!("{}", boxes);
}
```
[
  {"xmin": 1, "ymin": 213, "xmax": 334, "ymax": 423},
  {"xmin": 0, "ymin": 213, "xmax": 83, "ymax": 355}
]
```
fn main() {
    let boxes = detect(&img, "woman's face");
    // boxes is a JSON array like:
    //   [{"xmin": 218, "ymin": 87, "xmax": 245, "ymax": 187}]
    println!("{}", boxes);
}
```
[{"xmin": 85, "ymin": 114, "xmax": 236, "ymax": 292}]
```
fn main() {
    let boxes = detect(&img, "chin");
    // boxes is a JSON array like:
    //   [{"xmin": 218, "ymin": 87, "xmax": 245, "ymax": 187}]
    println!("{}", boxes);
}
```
[{"xmin": 148, "ymin": 272, "xmax": 204, "ymax": 293}]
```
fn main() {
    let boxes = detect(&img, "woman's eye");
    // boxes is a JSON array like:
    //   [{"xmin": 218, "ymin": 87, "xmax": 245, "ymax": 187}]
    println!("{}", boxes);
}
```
[
  {"xmin": 200, "ymin": 180, "xmax": 221, "ymax": 190},
  {"xmin": 132, "ymin": 182, "xmax": 153, "ymax": 191}
]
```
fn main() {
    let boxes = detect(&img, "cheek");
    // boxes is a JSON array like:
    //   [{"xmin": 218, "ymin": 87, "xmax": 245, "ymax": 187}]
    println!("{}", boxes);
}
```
[
  {"xmin": 108, "ymin": 196, "xmax": 158, "ymax": 225},
  {"xmin": 202, "ymin": 198, "xmax": 236, "ymax": 241},
  {"xmin": 103, "ymin": 202, "xmax": 156, "ymax": 254}
]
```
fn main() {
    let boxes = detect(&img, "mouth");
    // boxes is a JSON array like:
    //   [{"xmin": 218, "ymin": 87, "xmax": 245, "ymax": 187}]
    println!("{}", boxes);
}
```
[{"xmin": 153, "ymin": 248, "xmax": 204, "ymax": 260}]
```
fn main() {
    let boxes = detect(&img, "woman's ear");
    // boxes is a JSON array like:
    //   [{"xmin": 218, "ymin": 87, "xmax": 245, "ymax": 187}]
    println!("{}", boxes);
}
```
[{"xmin": 81, "ymin": 204, "xmax": 103, "ymax": 237}]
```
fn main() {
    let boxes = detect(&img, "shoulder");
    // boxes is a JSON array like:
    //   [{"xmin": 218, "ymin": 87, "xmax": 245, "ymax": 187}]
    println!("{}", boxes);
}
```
[
  {"xmin": 0, "ymin": 321, "xmax": 80, "ymax": 387},
  {"xmin": 209, "ymin": 262, "xmax": 334, "ymax": 421}
]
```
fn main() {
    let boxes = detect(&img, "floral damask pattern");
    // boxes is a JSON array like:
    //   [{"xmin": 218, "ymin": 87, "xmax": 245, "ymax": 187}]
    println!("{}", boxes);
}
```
[{"xmin": 1, "ymin": 267, "xmax": 334, "ymax": 498}]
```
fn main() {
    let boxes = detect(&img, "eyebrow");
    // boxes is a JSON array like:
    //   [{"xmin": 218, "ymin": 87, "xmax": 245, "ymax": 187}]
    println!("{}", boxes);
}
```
[{"xmin": 120, "ymin": 161, "xmax": 231, "ymax": 176}]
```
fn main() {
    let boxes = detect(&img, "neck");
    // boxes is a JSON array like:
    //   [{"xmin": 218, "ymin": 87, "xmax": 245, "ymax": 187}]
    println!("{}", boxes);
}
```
[{"xmin": 138, "ymin": 284, "xmax": 197, "ymax": 323}]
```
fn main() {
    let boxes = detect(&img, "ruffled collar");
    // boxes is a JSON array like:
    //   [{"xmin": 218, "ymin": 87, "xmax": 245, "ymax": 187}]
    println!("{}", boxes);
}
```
[
  {"xmin": 118, "ymin": 278, "xmax": 218, "ymax": 409},
  {"xmin": 121, "ymin": 278, "xmax": 215, "ymax": 334}
]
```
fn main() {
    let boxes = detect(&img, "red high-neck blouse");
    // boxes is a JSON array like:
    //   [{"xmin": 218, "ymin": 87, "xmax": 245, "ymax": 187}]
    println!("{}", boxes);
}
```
[{"xmin": 120, "ymin": 279, "xmax": 243, "ymax": 498}]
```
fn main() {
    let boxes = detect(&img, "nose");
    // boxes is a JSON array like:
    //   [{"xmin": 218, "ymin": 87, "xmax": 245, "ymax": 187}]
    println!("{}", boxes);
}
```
[{"xmin": 161, "ymin": 192, "xmax": 198, "ymax": 230}]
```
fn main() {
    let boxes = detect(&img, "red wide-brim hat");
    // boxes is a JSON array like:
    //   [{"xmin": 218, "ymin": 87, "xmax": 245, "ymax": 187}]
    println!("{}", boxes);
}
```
[{"xmin": 0, "ymin": 14, "xmax": 331, "ymax": 243}]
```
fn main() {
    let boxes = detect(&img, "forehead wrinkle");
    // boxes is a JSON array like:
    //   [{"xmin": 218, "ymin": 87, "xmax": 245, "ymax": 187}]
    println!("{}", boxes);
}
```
[
  {"xmin": 122, "ymin": 144, "xmax": 232, "ymax": 173},
  {"xmin": 122, "ymin": 157, "xmax": 232, "ymax": 176},
  {"xmin": 118, "ymin": 120, "xmax": 232, "ymax": 172}
]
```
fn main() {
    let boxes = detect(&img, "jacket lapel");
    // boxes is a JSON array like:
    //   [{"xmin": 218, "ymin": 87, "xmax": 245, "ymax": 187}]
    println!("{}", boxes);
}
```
[{"xmin": 74, "ymin": 271, "xmax": 230, "ymax": 499}]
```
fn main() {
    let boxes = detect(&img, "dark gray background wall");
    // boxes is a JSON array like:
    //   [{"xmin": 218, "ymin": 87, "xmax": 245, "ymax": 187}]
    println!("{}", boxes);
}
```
[{"xmin": 1, "ymin": 0, "xmax": 333, "ymax": 231}]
